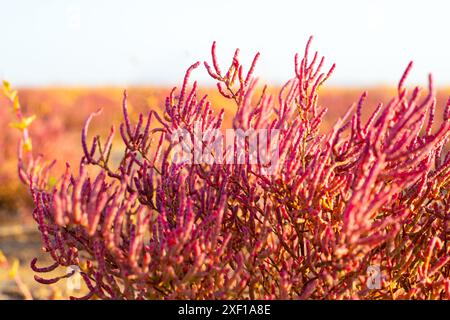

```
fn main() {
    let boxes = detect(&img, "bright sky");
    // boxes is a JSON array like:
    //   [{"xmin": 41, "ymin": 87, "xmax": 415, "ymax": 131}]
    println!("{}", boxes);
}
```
[{"xmin": 1, "ymin": 0, "xmax": 449, "ymax": 87}]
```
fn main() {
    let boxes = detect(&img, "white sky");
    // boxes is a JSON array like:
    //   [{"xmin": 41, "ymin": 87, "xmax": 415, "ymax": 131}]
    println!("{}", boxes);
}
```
[{"xmin": 1, "ymin": 0, "xmax": 449, "ymax": 87}]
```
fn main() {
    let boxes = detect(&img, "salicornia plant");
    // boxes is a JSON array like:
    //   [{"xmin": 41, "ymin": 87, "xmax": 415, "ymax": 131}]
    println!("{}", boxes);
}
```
[{"xmin": 3, "ymin": 37, "xmax": 450, "ymax": 299}]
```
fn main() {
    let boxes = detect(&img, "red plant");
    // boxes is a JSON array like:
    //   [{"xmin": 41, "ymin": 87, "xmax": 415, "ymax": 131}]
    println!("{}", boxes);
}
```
[{"xmin": 3, "ymin": 37, "xmax": 450, "ymax": 299}]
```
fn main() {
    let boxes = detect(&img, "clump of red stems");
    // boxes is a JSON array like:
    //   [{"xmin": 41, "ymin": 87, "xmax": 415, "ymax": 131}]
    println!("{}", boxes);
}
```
[{"xmin": 3, "ymin": 37, "xmax": 450, "ymax": 299}]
